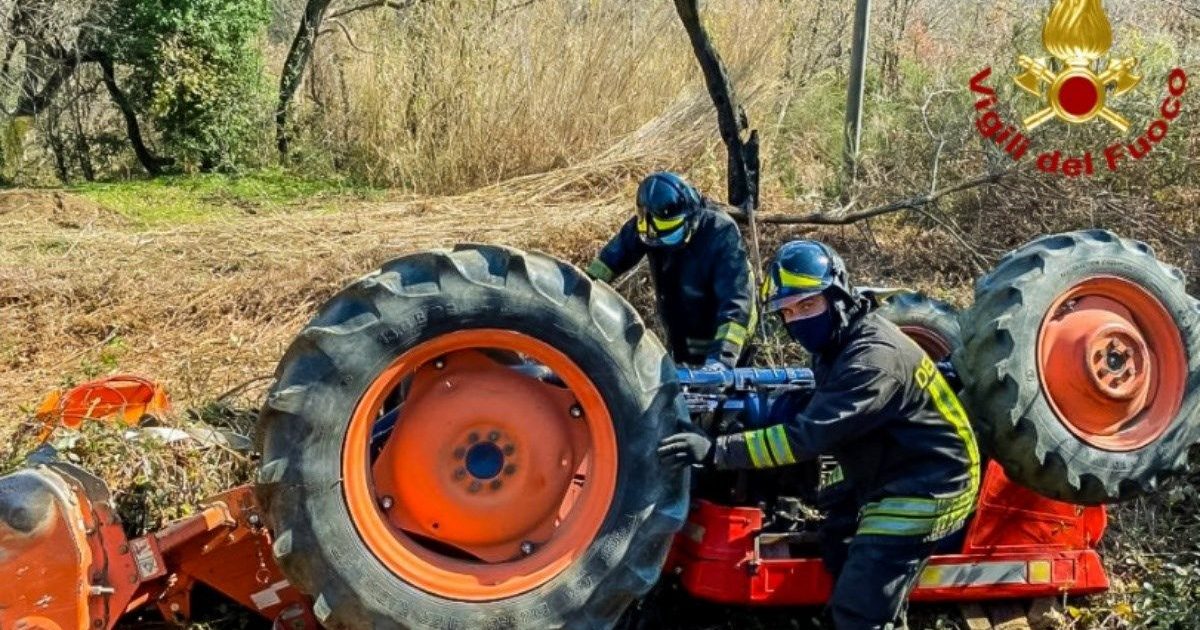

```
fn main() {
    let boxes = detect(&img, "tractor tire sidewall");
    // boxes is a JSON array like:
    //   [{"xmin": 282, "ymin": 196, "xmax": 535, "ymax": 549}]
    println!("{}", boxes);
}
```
[
  {"xmin": 256, "ymin": 246, "xmax": 688, "ymax": 629},
  {"xmin": 875, "ymin": 292, "xmax": 963, "ymax": 360},
  {"xmin": 956, "ymin": 230, "xmax": 1200, "ymax": 504}
]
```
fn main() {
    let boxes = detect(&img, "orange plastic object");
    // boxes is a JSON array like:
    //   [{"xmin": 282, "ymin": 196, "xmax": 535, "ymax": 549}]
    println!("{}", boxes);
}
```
[
  {"xmin": 1038, "ymin": 277, "xmax": 1187, "ymax": 450},
  {"xmin": 35, "ymin": 375, "xmax": 170, "ymax": 441},
  {"xmin": 343, "ymin": 329, "xmax": 618, "ymax": 601}
]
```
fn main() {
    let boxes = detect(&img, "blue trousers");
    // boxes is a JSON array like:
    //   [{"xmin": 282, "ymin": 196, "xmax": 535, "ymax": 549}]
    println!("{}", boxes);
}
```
[{"xmin": 825, "ymin": 533, "xmax": 938, "ymax": 630}]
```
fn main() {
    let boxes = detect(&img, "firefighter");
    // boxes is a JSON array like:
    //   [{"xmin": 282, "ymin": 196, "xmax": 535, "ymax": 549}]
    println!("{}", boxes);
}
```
[
  {"xmin": 586, "ymin": 171, "xmax": 756, "ymax": 369},
  {"xmin": 657, "ymin": 240, "xmax": 981, "ymax": 630}
]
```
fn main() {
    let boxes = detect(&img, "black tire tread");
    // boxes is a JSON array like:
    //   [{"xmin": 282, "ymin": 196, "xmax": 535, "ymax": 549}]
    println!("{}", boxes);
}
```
[
  {"xmin": 875, "ymin": 292, "xmax": 963, "ymax": 359},
  {"xmin": 256, "ymin": 244, "xmax": 687, "ymax": 629},
  {"xmin": 955, "ymin": 230, "xmax": 1200, "ymax": 504}
]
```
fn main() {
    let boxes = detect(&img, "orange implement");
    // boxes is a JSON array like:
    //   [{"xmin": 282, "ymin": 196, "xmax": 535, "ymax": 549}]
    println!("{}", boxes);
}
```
[{"xmin": 35, "ymin": 375, "xmax": 171, "ymax": 441}]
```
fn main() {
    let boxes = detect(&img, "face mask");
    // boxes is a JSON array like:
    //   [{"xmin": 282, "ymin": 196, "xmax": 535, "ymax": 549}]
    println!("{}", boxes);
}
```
[
  {"xmin": 786, "ymin": 309, "xmax": 835, "ymax": 353},
  {"xmin": 657, "ymin": 226, "xmax": 687, "ymax": 247}
]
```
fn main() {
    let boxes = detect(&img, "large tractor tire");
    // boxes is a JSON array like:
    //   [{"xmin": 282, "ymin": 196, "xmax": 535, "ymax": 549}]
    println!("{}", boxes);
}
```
[
  {"xmin": 876, "ymin": 292, "xmax": 962, "ymax": 362},
  {"xmin": 956, "ymin": 230, "xmax": 1200, "ymax": 504},
  {"xmin": 256, "ymin": 245, "xmax": 688, "ymax": 629}
]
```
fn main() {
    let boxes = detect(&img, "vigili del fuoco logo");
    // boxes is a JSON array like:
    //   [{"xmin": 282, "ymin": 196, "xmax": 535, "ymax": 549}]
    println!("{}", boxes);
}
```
[{"xmin": 968, "ymin": 0, "xmax": 1188, "ymax": 177}]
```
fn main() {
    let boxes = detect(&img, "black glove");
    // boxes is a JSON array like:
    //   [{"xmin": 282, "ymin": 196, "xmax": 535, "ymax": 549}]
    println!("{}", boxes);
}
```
[{"xmin": 656, "ymin": 431, "xmax": 714, "ymax": 470}]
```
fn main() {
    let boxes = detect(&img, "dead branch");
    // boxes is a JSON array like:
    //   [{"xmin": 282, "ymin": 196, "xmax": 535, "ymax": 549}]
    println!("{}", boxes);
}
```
[
  {"xmin": 328, "ymin": 0, "xmax": 416, "ymax": 21},
  {"xmin": 321, "ymin": 19, "xmax": 374, "ymax": 55},
  {"xmin": 728, "ymin": 168, "xmax": 1015, "ymax": 226}
]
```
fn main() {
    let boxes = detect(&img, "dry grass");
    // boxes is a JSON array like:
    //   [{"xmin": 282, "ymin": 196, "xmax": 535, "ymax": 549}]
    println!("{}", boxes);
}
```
[
  {"xmin": 291, "ymin": 0, "xmax": 792, "ymax": 193},
  {"xmin": 0, "ymin": 90, "xmax": 733, "ymax": 439}
]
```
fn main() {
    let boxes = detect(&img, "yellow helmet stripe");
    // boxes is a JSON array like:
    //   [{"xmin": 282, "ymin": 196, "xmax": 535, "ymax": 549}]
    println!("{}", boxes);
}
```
[
  {"xmin": 651, "ymin": 215, "xmax": 686, "ymax": 231},
  {"xmin": 778, "ymin": 268, "xmax": 825, "ymax": 289}
]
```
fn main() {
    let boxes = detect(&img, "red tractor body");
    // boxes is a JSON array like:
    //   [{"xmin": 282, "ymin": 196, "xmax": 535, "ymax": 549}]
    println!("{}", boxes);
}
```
[
  {"xmin": 0, "ymin": 458, "xmax": 1107, "ymax": 629},
  {"xmin": 669, "ymin": 461, "xmax": 1108, "ymax": 607}
]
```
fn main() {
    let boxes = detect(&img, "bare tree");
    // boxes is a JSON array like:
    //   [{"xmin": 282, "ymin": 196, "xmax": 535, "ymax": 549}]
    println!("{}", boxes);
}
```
[{"xmin": 275, "ymin": 0, "xmax": 423, "ymax": 158}]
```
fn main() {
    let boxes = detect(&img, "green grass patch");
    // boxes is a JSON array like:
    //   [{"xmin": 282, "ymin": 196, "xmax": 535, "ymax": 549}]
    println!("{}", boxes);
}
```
[{"xmin": 71, "ymin": 169, "xmax": 383, "ymax": 226}]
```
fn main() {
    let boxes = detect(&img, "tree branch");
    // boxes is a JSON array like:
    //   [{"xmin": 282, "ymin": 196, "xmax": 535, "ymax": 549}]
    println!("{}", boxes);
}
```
[
  {"xmin": 672, "ymin": 0, "xmax": 758, "ymax": 211},
  {"xmin": 728, "ymin": 168, "xmax": 1015, "ymax": 225},
  {"xmin": 277, "ymin": 0, "xmax": 424, "ymax": 157},
  {"xmin": 321, "ymin": 20, "xmax": 374, "ymax": 54},
  {"xmin": 328, "ymin": 0, "xmax": 416, "ymax": 21},
  {"xmin": 98, "ymin": 55, "xmax": 171, "ymax": 175}
]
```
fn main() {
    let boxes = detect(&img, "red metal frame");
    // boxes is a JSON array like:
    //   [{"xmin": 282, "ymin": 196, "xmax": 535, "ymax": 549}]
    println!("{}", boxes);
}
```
[
  {"xmin": 669, "ymin": 461, "xmax": 1109, "ymax": 606},
  {"xmin": 1, "ymin": 459, "xmax": 1110, "ymax": 627}
]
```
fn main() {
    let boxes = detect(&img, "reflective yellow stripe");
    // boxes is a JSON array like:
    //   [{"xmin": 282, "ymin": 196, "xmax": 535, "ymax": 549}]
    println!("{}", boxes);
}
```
[
  {"xmin": 819, "ymin": 463, "xmax": 844, "ymax": 489},
  {"xmin": 765, "ymin": 425, "xmax": 796, "ymax": 465},
  {"xmin": 778, "ymin": 267, "xmax": 825, "ymax": 289},
  {"xmin": 587, "ymin": 259, "xmax": 614, "ymax": 282},
  {"xmin": 743, "ymin": 430, "xmax": 775, "ymax": 468},
  {"xmin": 715, "ymin": 322, "xmax": 748, "ymax": 346},
  {"xmin": 760, "ymin": 276, "xmax": 774, "ymax": 303},
  {"xmin": 859, "ymin": 356, "xmax": 981, "ymax": 539},
  {"xmin": 858, "ymin": 516, "xmax": 935, "ymax": 537},
  {"xmin": 651, "ymin": 214, "xmax": 686, "ymax": 231},
  {"xmin": 922, "ymin": 356, "xmax": 981, "ymax": 502}
]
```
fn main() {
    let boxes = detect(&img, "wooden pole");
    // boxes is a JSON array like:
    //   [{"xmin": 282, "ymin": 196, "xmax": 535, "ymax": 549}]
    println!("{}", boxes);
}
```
[{"xmin": 843, "ymin": 0, "xmax": 872, "ymax": 199}]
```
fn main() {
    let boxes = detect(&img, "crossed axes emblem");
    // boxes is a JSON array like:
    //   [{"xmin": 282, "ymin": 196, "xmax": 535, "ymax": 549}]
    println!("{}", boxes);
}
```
[{"xmin": 1015, "ymin": 55, "xmax": 1142, "ymax": 133}]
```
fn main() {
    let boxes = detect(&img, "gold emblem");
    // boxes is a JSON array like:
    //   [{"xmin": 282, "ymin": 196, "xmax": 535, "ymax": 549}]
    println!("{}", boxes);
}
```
[{"xmin": 1014, "ymin": 0, "xmax": 1141, "ymax": 132}]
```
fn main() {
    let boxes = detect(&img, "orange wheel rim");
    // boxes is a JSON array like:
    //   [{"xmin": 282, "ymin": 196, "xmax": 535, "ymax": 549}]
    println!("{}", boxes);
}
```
[
  {"xmin": 1037, "ymin": 277, "xmax": 1187, "ymax": 451},
  {"xmin": 900, "ymin": 325, "xmax": 954, "ymax": 362},
  {"xmin": 342, "ymin": 329, "xmax": 618, "ymax": 601}
]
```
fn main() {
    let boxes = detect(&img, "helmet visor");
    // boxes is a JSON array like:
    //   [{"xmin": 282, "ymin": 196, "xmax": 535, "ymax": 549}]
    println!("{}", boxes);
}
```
[
  {"xmin": 767, "ymin": 291, "xmax": 824, "ymax": 314},
  {"xmin": 637, "ymin": 210, "xmax": 689, "ymax": 246}
]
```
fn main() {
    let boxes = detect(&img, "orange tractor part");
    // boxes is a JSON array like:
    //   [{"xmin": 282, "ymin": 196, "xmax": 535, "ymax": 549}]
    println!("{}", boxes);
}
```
[
  {"xmin": 0, "ymin": 461, "xmax": 315, "ymax": 629},
  {"xmin": 34, "ymin": 376, "xmax": 171, "ymax": 442}
]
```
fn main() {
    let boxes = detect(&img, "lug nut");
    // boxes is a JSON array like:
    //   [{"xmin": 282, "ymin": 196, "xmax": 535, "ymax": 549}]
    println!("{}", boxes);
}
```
[
  {"xmin": 380, "ymin": 496, "xmax": 394, "ymax": 510},
  {"xmin": 490, "ymin": 480, "xmax": 502, "ymax": 491},
  {"xmin": 521, "ymin": 541, "xmax": 535, "ymax": 556},
  {"xmin": 469, "ymin": 481, "xmax": 482, "ymax": 493},
  {"xmin": 503, "ymin": 445, "xmax": 515, "ymax": 456},
  {"xmin": 570, "ymin": 405, "xmax": 583, "ymax": 418},
  {"xmin": 504, "ymin": 464, "xmax": 517, "ymax": 476},
  {"xmin": 468, "ymin": 433, "xmax": 479, "ymax": 444},
  {"xmin": 434, "ymin": 359, "xmax": 446, "ymax": 369},
  {"xmin": 454, "ymin": 447, "xmax": 466, "ymax": 459},
  {"xmin": 488, "ymin": 431, "xmax": 501, "ymax": 442},
  {"xmin": 454, "ymin": 468, "xmax": 467, "ymax": 480}
]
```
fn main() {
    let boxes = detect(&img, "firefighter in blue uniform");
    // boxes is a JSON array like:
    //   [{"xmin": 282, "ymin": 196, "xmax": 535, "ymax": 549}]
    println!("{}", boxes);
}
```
[
  {"xmin": 657, "ymin": 240, "xmax": 981, "ymax": 629},
  {"xmin": 586, "ymin": 171, "xmax": 756, "ymax": 369}
]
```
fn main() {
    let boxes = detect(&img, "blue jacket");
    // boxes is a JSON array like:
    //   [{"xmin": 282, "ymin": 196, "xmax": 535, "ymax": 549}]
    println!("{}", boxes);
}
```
[{"xmin": 586, "ymin": 205, "xmax": 756, "ymax": 367}]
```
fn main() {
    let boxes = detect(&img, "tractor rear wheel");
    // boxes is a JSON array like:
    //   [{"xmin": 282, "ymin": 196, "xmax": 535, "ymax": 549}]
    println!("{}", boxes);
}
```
[
  {"xmin": 256, "ymin": 245, "xmax": 687, "ymax": 628},
  {"xmin": 876, "ymin": 292, "xmax": 962, "ymax": 362},
  {"xmin": 956, "ymin": 230, "xmax": 1200, "ymax": 504}
]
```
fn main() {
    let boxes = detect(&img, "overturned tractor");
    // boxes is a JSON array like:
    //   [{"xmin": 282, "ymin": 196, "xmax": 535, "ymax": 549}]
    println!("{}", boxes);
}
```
[{"xmin": 2, "ymin": 230, "xmax": 1198, "ymax": 629}]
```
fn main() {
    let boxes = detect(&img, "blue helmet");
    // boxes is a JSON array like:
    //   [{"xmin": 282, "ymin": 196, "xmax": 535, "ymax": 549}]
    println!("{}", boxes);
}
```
[
  {"xmin": 635, "ymin": 172, "xmax": 702, "ymax": 248},
  {"xmin": 761, "ymin": 240, "xmax": 851, "ymax": 313}
]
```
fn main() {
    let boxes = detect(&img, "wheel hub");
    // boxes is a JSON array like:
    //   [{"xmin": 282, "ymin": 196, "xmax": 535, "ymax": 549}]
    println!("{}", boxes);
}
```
[
  {"xmin": 1042, "ymin": 299, "xmax": 1151, "ymax": 436},
  {"xmin": 370, "ymin": 350, "xmax": 590, "ymax": 563},
  {"xmin": 464, "ymin": 440, "xmax": 507, "ymax": 481},
  {"xmin": 1037, "ymin": 277, "xmax": 1187, "ymax": 451}
]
